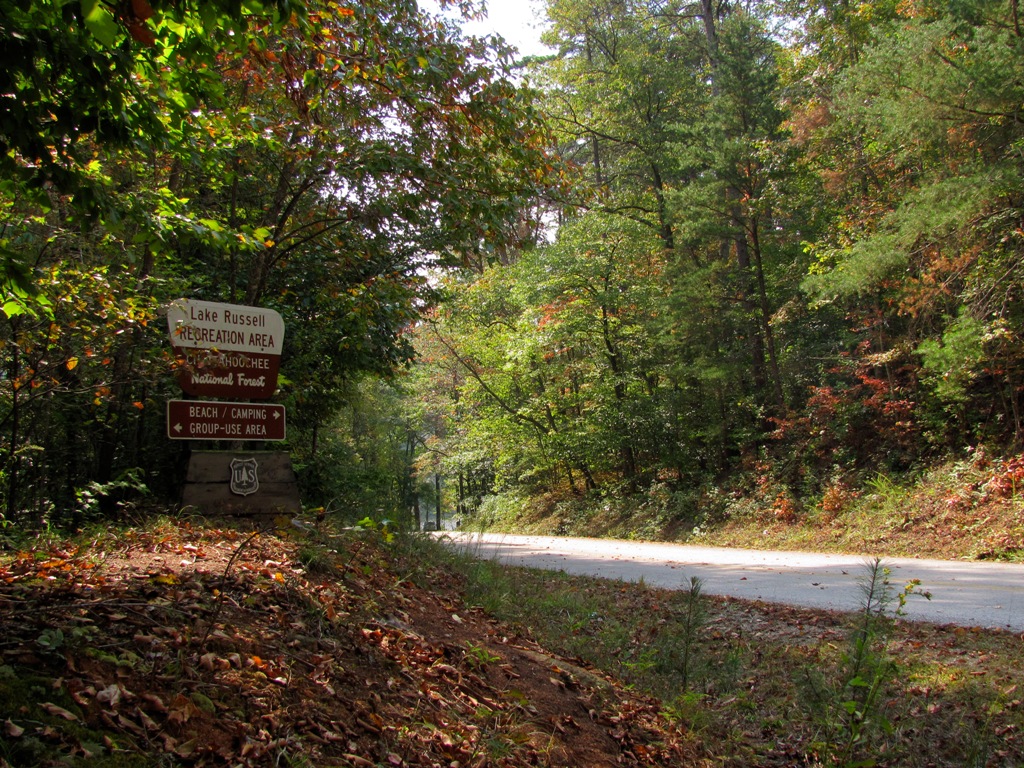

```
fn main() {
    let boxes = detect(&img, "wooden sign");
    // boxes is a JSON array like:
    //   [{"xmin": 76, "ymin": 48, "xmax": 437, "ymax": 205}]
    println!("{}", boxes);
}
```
[
  {"xmin": 167, "ymin": 299, "xmax": 284, "ymax": 400},
  {"xmin": 166, "ymin": 400, "xmax": 286, "ymax": 441},
  {"xmin": 167, "ymin": 298, "xmax": 284, "ymax": 354},
  {"xmin": 173, "ymin": 349, "xmax": 281, "ymax": 400},
  {"xmin": 181, "ymin": 451, "xmax": 301, "ymax": 517}
]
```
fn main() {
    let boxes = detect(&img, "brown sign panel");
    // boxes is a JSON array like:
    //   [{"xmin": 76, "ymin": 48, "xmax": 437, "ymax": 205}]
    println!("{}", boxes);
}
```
[
  {"xmin": 173, "ymin": 348, "xmax": 281, "ymax": 400},
  {"xmin": 166, "ymin": 400, "xmax": 286, "ymax": 442}
]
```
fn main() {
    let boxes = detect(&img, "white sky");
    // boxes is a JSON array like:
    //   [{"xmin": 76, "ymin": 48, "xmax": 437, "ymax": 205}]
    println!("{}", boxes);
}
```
[{"xmin": 438, "ymin": 0, "xmax": 555, "ymax": 57}]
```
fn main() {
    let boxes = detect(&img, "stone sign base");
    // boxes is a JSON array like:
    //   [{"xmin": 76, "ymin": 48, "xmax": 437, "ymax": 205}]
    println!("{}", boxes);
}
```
[{"xmin": 181, "ymin": 451, "xmax": 301, "ymax": 518}]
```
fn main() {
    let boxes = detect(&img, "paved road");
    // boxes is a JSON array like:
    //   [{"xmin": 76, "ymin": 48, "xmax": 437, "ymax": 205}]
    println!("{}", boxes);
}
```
[{"xmin": 440, "ymin": 533, "xmax": 1024, "ymax": 632}]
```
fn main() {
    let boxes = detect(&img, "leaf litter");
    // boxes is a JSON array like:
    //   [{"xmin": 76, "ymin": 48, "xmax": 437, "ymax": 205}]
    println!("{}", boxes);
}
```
[{"xmin": 0, "ymin": 520, "xmax": 707, "ymax": 767}]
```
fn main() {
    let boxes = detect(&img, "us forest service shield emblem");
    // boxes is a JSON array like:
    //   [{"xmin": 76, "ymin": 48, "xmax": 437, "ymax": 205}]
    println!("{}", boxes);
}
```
[{"xmin": 229, "ymin": 457, "xmax": 259, "ymax": 496}]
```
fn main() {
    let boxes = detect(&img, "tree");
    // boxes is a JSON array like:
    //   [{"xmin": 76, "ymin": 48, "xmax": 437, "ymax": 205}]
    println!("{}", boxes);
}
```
[
  {"xmin": 540, "ymin": 0, "xmax": 706, "ymax": 251},
  {"xmin": 668, "ymin": 10, "xmax": 797, "ymax": 414},
  {"xmin": 799, "ymin": 0, "xmax": 1024, "ymax": 447},
  {"xmin": 0, "ymin": 0, "xmax": 301, "ymax": 238},
  {"xmin": 0, "ymin": 0, "xmax": 559, "ymax": 522}
]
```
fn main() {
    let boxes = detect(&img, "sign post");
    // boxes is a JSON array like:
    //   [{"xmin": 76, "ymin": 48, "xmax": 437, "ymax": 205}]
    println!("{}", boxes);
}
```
[{"xmin": 166, "ymin": 298, "xmax": 299, "ymax": 517}]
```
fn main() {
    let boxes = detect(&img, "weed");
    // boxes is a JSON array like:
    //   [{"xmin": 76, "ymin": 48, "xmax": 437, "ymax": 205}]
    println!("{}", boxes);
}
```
[
  {"xmin": 863, "ymin": 473, "xmax": 908, "ymax": 511},
  {"xmin": 73, "ymin": 468, "xmax": 150, "ymax": 523},
  {"xmin": 676, "ymin": 576, "xmax": 705, "ymax": 693},
  {"xmin": 801, "ymin": 558, "xmax": 926, "ymax": 767},
  {"xmin": 663, "ymin": 690, "xmax": 712, "ymax": 732},
  {"xmin": 622, "ymin": 645, "xmax": 660, "ymax": 674},
  {"xmin": 35, "ymin": 627, "xmax": 65, "ymax": 653},
  {"xmin": 464, "ymin": 641, "xmax": 501, "ymax": 671},
  {"xmin": 356, "ymin": 515, "xmax": 395, "ymax": 542},
  {"xmin": 295, "ymin": 541, "xmax": 336, "ymax": 575}
]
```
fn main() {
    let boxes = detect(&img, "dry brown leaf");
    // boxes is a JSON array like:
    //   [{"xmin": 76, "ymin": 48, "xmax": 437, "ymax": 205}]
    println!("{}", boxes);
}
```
[
  {"xmin": 342, "ymin": 754, "xmax": 374, "ymax": 767},
  {"xmin": 117, "ymin": 712, "xmax": 144, "ymax": 735},
  {"xmin": 174, "ymin": 738, "xmax": 198, "ymax": 758},
  {"xmin": 96, "ymin": 684, "xmax": 122, "ymax": 707},
  {"xmin": 41, "ymin": 702, "xmax": 78, "ymax": 721},
  {"xmin": 141, "ymin": 693, "xmax": 168, "ymax": 713},
  {"xmin": 5, "ymin": 719, "xmax": 24, "ymax": 737}
]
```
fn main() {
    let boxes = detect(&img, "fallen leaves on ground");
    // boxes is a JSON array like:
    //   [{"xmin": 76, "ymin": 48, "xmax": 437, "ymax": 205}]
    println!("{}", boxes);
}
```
[{"xmin": 0, "ymin": 520, "xmax": 708, "ymax": 767}]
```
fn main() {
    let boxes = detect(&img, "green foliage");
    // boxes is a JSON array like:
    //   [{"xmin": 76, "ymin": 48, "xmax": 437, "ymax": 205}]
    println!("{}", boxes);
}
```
[
  {"xmin": 918, "ymin": 310, "xmax": 986, "ymax": 405},
  {"xmin": 35, "ymin": 628, "xmax": 65, "ymax": 654},
  {"xmin": 672, "ymin": 577, "xmax": 705, "ymax": 693},
  {"xmin": 295, "ymin": 540, "xmax": 337, "ymax": 575},
  {"xmin": 355, "ymin": 515, "xmax": 396, "ymax": 543},
  {"xmin": 74, "ymin": 469, "xmax": 151, "ymax": 521},
  {"xmin": 474, "ymin": 492, "xmax": 533, "ymax": 530},
  {"xmin": 408, "ymin": 0, "xmax": 837, "ymax": 519},
  {"xmin": 463, "ymin": 641, "xmax": 502, "ymax": 670},
  {"xmin": 792, "ymin": 0, "xmax": 1024, "ymax": 459},
  {"xmin": 290, "ymin": 378, "xmax": 414, "ymax": 520},
  {"xmin": 7, "ymin": 0, "xmax": 1024, "ymax": 542},
  {"xmin": 802, "ymin": 170, "xmax": 1008, "ymax": 301},
  {"xmin": 0, "ymin": 0, "xmax": 300, "ymax": 206}
]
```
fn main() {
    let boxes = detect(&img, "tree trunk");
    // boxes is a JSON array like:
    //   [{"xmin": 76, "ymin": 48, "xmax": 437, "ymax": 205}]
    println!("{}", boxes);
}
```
[
  {"xmin": 5, "ymin": 318, "xmax": 20, "ymax": 521},
  {"xmin": 434, "ymin": 473, "xmax": 442, "ymax": 530},
  {"xmin": 749, "ymin": 221, "xmax": 785, "ymax": 411},
  {"xmin": 700, "ymin": 0, "xmax": 720, "ymax": 91},
  {"xmin": 734, "ymin": 228, "xmax": 768, "ymax": 396},
  {"xmin": 564, "ymin": 461, "xmax": 579, "ymax": 495},
  {"xmin": 601, "ymin": 304, "xmax": 638, "ymax": 479},
  {"xmin": 650, "ymin": 163, "xmax": 675, "ymax": 254}
]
